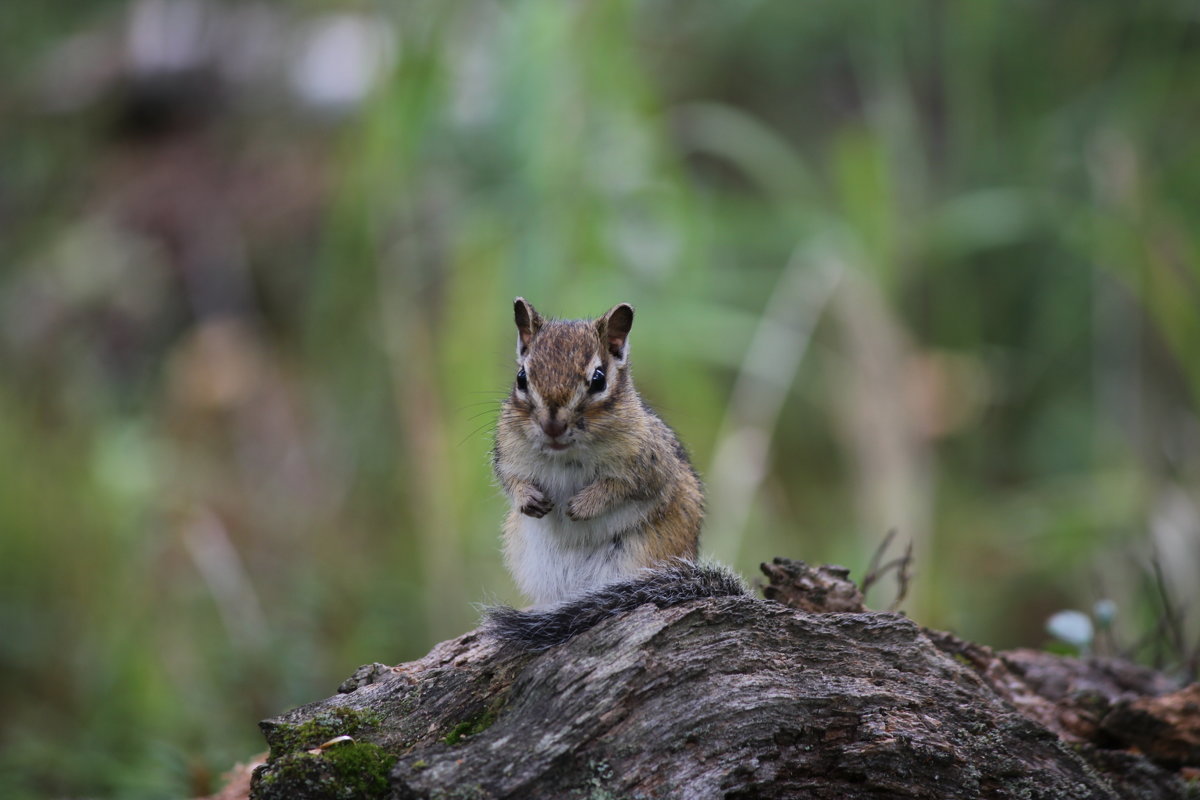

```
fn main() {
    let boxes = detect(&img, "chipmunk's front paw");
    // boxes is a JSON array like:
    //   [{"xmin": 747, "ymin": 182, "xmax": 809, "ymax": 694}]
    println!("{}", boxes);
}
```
[
  {"xmin": 566, "ymin": 490, "xmax": 601, "ymax": 521},
  {"xmin": 519, "ymin": 487, "xmax": 552, "ymax": 518}
]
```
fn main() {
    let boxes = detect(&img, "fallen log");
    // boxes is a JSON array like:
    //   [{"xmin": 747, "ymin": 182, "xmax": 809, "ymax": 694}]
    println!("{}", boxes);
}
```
[{"xmin": 218, "ymin": 558, "xmax": 1195, "ymax": 799}]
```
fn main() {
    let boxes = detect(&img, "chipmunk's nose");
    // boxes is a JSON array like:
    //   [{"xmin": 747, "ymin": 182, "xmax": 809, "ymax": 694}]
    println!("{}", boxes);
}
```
[{"xmin": 541, "ymin": 413, "xmax": 567, "ymax": 439}]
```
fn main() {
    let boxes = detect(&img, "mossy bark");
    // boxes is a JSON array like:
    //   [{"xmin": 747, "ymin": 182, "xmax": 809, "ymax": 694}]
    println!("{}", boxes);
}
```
[{"xmin": 238, "ymin": 560, "xmax": 1195, "ymax": 800}]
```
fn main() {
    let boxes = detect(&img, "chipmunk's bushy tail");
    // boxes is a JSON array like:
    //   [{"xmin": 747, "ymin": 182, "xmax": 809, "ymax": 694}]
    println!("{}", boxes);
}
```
[{"xmin": 482, "ymin": 561, "xmax": 747, "ymax": 651}]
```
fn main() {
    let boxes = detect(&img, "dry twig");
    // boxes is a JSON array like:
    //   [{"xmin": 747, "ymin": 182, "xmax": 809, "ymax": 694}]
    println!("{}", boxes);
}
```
[{"xmin": 860, "ymin": 529, "xmax": 915, "ymax": 611}]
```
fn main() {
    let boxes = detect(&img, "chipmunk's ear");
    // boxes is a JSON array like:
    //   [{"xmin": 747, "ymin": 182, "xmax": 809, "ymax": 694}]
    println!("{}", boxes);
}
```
[
  {"xmin": 598, "ymin": 302, "xmax": 634, "ymax": 362},
  {"xmin": 514, "ymin": 297, "xmax": 543, "ymax": 356}
]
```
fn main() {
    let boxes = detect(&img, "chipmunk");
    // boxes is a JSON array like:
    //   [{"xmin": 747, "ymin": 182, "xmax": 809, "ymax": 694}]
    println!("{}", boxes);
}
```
[{"xmin": 486, "ymin": 298, "xmax": 745, "ymax": 649}]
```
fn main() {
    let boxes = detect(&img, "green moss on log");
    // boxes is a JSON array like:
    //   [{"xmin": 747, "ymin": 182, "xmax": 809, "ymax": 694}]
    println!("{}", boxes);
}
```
[
  {"xmin": 266, "ymin": 706, "xmax": 383, "ymax": 759},
  {"xmin": 252, "ymin": 740, "xmax": 394, "ymax": 800},
  {"xmin": 443, "ymin": 696, "xmax": 506, "ymax": 746}
]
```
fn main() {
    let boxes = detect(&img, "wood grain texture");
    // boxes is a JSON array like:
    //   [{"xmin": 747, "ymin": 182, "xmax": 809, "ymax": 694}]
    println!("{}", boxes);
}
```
[{"xmin": 247, "ymin": 577, "xmax": 1193, "ymax": 799}]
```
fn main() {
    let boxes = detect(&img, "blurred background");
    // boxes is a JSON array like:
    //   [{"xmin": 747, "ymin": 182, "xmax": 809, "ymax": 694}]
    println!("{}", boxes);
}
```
[{"xmin": 2, "ymin": 0, "xmax": 1199, "ymax": 796}]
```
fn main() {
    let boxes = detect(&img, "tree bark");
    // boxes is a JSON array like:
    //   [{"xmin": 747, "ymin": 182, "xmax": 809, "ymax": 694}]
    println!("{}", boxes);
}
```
[{"xmin": 233, "ymin": 559, "xmax": 1196, "ymax": 800}]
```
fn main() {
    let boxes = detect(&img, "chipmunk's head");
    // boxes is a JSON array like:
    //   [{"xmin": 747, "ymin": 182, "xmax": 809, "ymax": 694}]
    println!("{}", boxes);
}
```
[{"xmin": 506, "ymin": 297, "xmax": 635, "ymax": 456}]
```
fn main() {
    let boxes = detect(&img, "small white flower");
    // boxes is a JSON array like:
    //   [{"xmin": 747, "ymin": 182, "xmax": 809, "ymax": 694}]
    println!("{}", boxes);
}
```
[
  {"xmin": 1046, "ymin": 610, "xmax": 1094, "ymax": 649},
  {"xmin": 1093, "ymin": 599, "xmax": 1117, "ymax": 628}
]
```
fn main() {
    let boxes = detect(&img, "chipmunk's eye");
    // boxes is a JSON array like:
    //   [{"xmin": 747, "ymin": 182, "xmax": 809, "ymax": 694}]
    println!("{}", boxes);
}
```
[
  {"xmin": 516, "ymin": 367, "xmax": 528, "ymax": 392},
  {"xmin": 588, "ymin": 367, "xmax": 606, "ymax": 394}
]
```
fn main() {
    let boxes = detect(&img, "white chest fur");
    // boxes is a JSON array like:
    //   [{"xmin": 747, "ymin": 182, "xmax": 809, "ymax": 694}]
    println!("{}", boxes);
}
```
[{"xmin": 503, "ymin": 451, "xmax": 656, "ymax": 607}]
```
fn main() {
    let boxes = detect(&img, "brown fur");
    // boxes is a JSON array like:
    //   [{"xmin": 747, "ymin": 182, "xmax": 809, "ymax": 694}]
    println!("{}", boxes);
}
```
[{"xmin": 492, "ymin": 299, "xmax": 704, "ymax": 603}]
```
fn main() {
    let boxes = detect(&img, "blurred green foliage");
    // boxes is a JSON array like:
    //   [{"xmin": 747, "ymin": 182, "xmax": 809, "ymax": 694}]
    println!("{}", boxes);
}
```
[{"xmin": 2, "ymin": 0, "xmax": 1199, "ymax": 796}]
